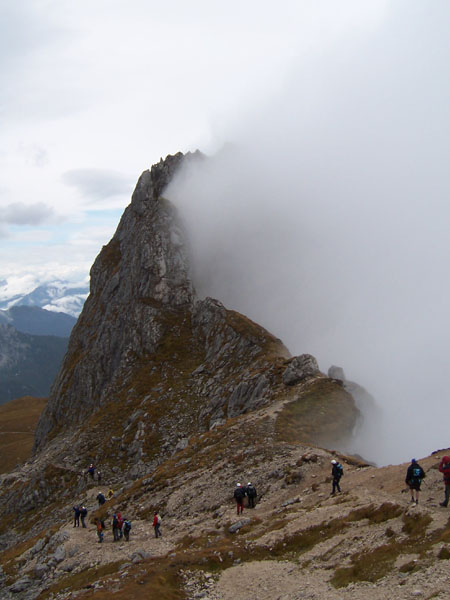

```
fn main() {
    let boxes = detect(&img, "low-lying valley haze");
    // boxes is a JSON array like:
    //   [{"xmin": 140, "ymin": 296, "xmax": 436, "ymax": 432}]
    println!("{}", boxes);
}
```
[
  {"xmin": 167, "ymin": 1, "xmax": 450, "ymax": 466},
  {"xmin": 2, "ymin": 1, "xmax": 449, "ymax": 467}
]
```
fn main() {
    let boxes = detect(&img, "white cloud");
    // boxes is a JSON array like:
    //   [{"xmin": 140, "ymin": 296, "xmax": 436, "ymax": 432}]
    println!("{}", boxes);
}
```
[
  {"xmin": 62, "ymin": 169, "xmax": 134, "ymax": 203},
  {"xmin": 167, "ymin": 0, "xmax": 450, "ymax": 465},
  {"xmin": 1, "ymin": 202, "xmax": 55, "ymax": 225}
]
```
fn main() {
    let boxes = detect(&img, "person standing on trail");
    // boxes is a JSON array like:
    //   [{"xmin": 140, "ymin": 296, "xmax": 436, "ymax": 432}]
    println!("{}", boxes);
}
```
[
  {"xmin": 246, "ymin": 482, "xmax": 257, "ymax": 508},
  {"xmin": 80, "ymin": 505, "xmax": 88, "ymax": 528},
  {"xmin": 234, "ymin": 483, "xmax": 245, "ymax": 515},
  {"xmin": 73, "ymin": 505, "xmax": 81, "ymax": 527},
  {"xmin": 112, "ymin": 513, "xmax": 120, "ymax": 541},
  {"xmin": 123, "ymin": 519, "xmax": 132, "ymax": 541},
  {"xmin": 438, "ymin": 456, "xmax": 450, "ymax": 507},
  {"xmin": 87, "ymin": 464, "xmax": 95, "ymax": 480},
  {"xmin": 97, "ymin": 470, "xmax": 102, "ymax": 484},
  {"xmin": 95, "ymin": 518, "xmax": 104, "ymax": 543},
  {"xmin": 405, "ymin": 458, "xmax": 425, "ymax": 505},
  {"xmin": 117, "ymin": 512, "xmax": 124, "ymax": 539},
  {"xmin": 96, "ymin": 491, "xmax": 106, "ymax": 506},
  {"xmin": 153, "ymin": 511, "xmax": 162, "ymax": 538},
  {"xmin": 331, "ymin": 460, "xmax": 344, "ymax": 495}
]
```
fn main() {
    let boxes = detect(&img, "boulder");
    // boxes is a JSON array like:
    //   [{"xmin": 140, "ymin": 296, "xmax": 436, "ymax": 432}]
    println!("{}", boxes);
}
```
[
  {"xmin": 282, "ymin": 354, "xmax": 319, "ymax": 386},
  {"xmin": 228, "ymin": 518, "xmax": 251, "ymax": 534}
]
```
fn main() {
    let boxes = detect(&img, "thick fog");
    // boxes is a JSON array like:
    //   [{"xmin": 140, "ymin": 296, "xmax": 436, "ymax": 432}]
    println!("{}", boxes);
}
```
[{"xmin": 167, "ymin": 2, "xmax": 450, "ymax": 466}]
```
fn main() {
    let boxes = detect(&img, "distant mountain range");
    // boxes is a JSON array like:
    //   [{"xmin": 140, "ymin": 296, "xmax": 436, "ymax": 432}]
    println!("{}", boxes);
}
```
[
  {"xmin": 0, "ymin": 305, "xmax": 77, "ymax": 337},
  {"xmin": 0, "ymin": 322, "xmax": 69, "ymax": 406},
  {"xmin": 0, "ymin": 305, "xmax": 77, "ymax": 406},
  {"xmin": 0, "ymin": 280, "xmax": 89, "ymax": 317}
]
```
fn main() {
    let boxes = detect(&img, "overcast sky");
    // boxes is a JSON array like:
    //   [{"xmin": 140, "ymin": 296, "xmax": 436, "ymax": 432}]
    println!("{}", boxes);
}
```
[
  {"xmin": 2, "ymin": 1, "xmax": 449, "ymax": 464},
  {"xmin": 0, "ymin": 0, "xmax": 389, "ymax": 296}
]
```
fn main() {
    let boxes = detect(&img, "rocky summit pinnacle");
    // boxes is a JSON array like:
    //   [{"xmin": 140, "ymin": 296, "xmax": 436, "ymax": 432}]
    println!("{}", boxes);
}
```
[
  {"xmin": 33, "ymin": 152, "xmax": 357, "ymax": 482},
  {"xmin": 0, "ymin": 153, "xmax": 364, "ymax": 600}
]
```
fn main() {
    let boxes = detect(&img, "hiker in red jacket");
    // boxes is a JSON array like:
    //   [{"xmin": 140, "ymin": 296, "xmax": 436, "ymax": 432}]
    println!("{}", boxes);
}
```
[
  {"xmin": 153, "ymin": 511, "xmax": 162, "ymax": 538},
  {"xmin": 439, "ymin": 456, "xmax": 450, "ymax": 507},
  {"xmin": 117, "ymin": 512, "xmax": 124, "ymax": 539}
]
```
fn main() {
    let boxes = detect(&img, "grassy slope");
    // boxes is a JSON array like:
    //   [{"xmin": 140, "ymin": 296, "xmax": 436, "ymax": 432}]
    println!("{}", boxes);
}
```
[{"xmin": 0, "ymin": 396, "xmax": 47, "ymax": 474}]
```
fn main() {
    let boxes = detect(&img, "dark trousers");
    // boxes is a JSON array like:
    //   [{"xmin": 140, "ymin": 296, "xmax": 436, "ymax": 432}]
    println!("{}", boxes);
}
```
[
  {"xmin": 113, "ymin": 527, "xmax": 120, "ymax": 541},
  {"xmin": 443, "ymin": 483, "xmax": 450, "ymax": 506},
  {"xmin": 74, "ymin": 516, "xmax": 80, "ymax": 527},
  {"xmin": 248, "ymin": 496, "xmax": 256, "ymax": 508},
  {"xmin": 124, "ymin": 530, "xmax": 130, "ymax": 541},
  {"xmin": 332, "ymin": 477, "xmax": 341, "ymax": 494},
  {"xmin": 81, "ymin": 515, "xmax": 86, "ymax": 528},
  {"xmin": 154, "ymin": 523, "xmax": 162, "ymax": 538}
]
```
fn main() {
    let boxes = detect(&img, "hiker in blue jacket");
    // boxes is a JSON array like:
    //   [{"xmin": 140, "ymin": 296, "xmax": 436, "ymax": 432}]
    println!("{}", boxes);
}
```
[
  {"xmin": 331, "ymin": 460, "xmax": 344, "ymax": 495},
  {"xmin": 405, "ymin": 458, "xmax": 425, "ymax": 505}
]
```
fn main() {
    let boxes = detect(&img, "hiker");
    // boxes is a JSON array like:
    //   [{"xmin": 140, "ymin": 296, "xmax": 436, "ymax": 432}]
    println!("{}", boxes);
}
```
[
  {"xmin": 80, "ymin": 505, "xmax": 88, "ymax": 528},
  {"xmin": 112, "ymin": 513, "xmax": 120, "ymax": 541},
  {"xmin": 123, "ymin": 519, "xmax": 132, "ymax": 541},
  {"xmin": 234, "ymin": 483, "xmax": 245, "ymax": 515},
  {"xmin": 95, "ymin": 518, "xmax": 104, "ymax": 543},
  {"xmin": 331, "ymin": 460, "xmax": 344, "ymax": 495},
  {"xmin": 107, "ymin": 488, "xmax": 114, "ymax": 500},
  {"xmin": 97, "ymin": 491, "xmax": 106, "ymax": 506},
  {"xmin": 153, "ymin": 511, "xmax": 162, "ymax": 538},
  {"xmin": 117, "ymin": 512, "xmax": 124, "ymax": 539},
  {"xmin": 405, "ymin": 458, "xmax": 425, "ymax": 504},
  {"xmin": 73, "ymin": 504, "xmax": 81, "ymax": 527},
  {"xmin": 87, "ymin": 464, "xmax": 95, "ymax": 480},
  {"xmin": 97, "ymin": 470, "xmax": 102, "ymax": 484},
  {"xmin": 438, "ymin": 456, "xmax": 450, "ymax": 507},
  {"xmin": 246, "ymin": 482, "xmax": 257, "ymax": 508}
]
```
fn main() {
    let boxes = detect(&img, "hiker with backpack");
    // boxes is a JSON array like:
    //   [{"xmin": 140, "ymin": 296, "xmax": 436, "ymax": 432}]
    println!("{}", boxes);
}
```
[
  {"xmin": 123, "ymin": 519, "xmax": 132, "ymax": 541},
  {"xmin": 405, "ymin": 458, "xmax": 425, "ymax": 504},
  {"xmin": 80, "ymin": 505, "xmax": 88, "ymax": 528},
  {"xmin": 153, "ymin": 511, "xmax": 162, "ymax": 538},
  {"xmin": 112, "ymin": 513, "xmax": 120, "ymax": 541},
  {"xmin": 95, "ymin": 518, "xmax": 104, "ymax": 543},
  {"xmin": 246, "ymin": 482, "xmax": 257, "ymax": 508},
  {"xmin": 331, "ymin": 460, "xmax": 344, "ymax": 495},
  {"xmin": 234, "ymin": 483, "xmax": 246, "ymax": 515},
  {"xmin": 87, "ymin": 464, "xmax": 95, "ymax": 480},
  {"xmin": 97, "ymin": 492, "xmax": 106, "ymax": 506},
  {"xmin": 438, "ymin": 456, "xmax": 450, "ymax": 507},
  {"xmin": 73, "ymin": 505, "xmax": 81, "ymax": 527}
]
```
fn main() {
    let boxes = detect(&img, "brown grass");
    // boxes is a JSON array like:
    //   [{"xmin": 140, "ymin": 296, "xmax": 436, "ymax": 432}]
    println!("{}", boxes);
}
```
[
  {"xmin": 275, "ymin": 378, "xmax": 359, "ymax": 446},
  {"xmin": 0, "ymin": 396, "xmax": 47, "ymax": 474}
]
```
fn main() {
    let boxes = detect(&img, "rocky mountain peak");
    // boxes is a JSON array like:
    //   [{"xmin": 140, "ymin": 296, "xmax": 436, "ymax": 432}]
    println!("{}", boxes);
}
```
[{"xmin": 33, "ymin": 151, "xmax": 358, "ymax": 479}]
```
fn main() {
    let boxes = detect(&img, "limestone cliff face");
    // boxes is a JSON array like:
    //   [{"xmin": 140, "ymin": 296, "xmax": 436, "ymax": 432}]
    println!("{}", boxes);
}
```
[
  {"xmin": 35, "ymin": 153, "xmax": 195, "ymax": 447},
  {"xmin": 0, "ymin": 153, "xmax": 360, "ymax": 547},
  {"xmin": 34, "ymin": 152, "xmax": 295, "ymax": 455}
]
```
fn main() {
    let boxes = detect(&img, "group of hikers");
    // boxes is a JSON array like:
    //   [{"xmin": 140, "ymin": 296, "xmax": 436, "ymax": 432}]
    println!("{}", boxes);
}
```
[
  {"xmin": 329, "ymin": 455, "xmax": 450, "ymax": 507},
  {"xmin": 85, "ymin": 463, "xmax": 102, "ymax": 483},
  {"xmin": 71, "ymin": 454, "xmax": 450, "ymax": 545},
  {"xmin": 96, "ymin": 490, "xmax": 114, "ymax": 506},
  {"xmin": 72, "ymin": 504, "xmax": 88, "ymax": 528},
  {"xmin": 405, "ymin": 455, "xmax": 450, "ymax": 507},
  {"xmin": 233, "ymin": 482, "xmax": 258, "ymax": 514},
  {"xmin": 94, "ymin": 513, "xmax": 133, "ymax": 543}
]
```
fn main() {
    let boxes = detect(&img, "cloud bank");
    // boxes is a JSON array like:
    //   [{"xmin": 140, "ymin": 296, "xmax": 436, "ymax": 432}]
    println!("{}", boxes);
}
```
[{"xmin": 167, "ymin": 1, "xmax": 450, "ymax": 465}]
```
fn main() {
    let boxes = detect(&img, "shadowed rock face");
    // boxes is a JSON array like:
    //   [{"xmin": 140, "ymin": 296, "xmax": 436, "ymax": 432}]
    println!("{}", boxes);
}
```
[
  {"xmin": 34, "ymin": 153, "xmax": 198, "ymax": 448},
  {"xmin": 34, "ymin": 153, "xmax": 293, "ymax": 453}
]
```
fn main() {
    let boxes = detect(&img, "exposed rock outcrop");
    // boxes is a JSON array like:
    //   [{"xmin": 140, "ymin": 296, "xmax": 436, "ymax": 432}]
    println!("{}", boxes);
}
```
[{"xmin": 0, "ymin": 153, "xmax": 361, "ymax": 570}]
